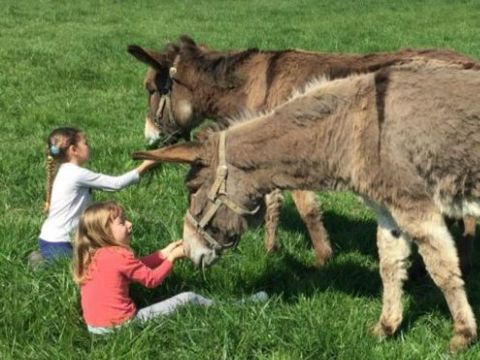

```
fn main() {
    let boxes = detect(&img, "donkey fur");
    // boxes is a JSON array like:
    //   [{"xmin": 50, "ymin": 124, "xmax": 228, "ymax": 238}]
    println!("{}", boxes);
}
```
[
  {"xmin": 133, "ymin": 61, "xmax": 480, "ymax": 350},
  {"xmin": 129, "ymin": 35, "xmax": 479, "ymax": 270}
]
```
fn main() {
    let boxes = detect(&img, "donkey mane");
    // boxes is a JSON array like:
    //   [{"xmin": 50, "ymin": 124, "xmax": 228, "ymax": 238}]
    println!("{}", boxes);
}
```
[
  {"xmin": 191, "ymin": 48, "xmax": 260, "ymax": 88},
  {"xmin": 287, "ymin": 75, "xmax": 331, "ymax": 100},
  {"xmin": 225, "ymin": 75, "xmax": 332, "ymax": 128}
]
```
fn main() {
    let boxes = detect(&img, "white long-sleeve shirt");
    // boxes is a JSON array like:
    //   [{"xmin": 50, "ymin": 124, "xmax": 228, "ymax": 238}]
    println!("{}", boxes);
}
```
[{"xmin": 39, "ymin": 163, "xmax": 140, "ymax": 243}]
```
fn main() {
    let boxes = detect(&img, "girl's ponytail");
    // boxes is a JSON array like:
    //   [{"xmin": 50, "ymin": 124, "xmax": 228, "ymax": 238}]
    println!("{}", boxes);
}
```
[
  {"xmin": 44, "ymin": 153, "xmax": 58, "ymax": 213},
  {"xmin": 43, "ymin": 127, "xmax": 82, "ymax": 213}
]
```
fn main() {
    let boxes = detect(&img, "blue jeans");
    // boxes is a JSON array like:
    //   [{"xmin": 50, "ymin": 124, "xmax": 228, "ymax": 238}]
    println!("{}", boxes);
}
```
[{"xmin": 38, "ymin": 239, "xmax": 73, "ymax": 260}]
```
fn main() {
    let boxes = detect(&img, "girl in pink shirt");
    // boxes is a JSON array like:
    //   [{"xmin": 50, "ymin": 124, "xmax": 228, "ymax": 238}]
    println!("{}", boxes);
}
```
[{"xmin": 72, "ymin": 200, "xmax": 213, "ymax": 334}]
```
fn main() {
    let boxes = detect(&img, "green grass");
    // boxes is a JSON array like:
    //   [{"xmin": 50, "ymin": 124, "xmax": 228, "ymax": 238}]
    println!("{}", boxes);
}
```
[{"xmin": 1, "ymin": 0, "xmax": 480, "ymax": 358}]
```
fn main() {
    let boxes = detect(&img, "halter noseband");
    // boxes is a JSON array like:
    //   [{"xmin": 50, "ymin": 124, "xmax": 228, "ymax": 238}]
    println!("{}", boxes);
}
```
[{"xmin": 186, "ymin": 131, "xmax": 260, "ymax": 250}]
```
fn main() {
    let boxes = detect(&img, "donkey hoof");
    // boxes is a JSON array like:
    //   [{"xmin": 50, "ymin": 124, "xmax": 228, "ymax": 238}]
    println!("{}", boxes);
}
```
[
  {"xmin": 449, "ymin": 332, "xmax": 476, "ymax": 352},
  {"xmin": 370, "ymin": 320, "xmax": 397, "ymax": 340},
  {"xmin": 369, "ymin": 322, "xmax": 388, "ymax": 340},
  {"xmin": 312, "ymin": 248, "xmax": 333, "ymax": 269},
  {"xmin": 313, "ymin": 256, "xmax": 329, "ymax": 268},
  {"xmin": 265, "ymin": 244, "xmax": 279, "ymax": 254}
]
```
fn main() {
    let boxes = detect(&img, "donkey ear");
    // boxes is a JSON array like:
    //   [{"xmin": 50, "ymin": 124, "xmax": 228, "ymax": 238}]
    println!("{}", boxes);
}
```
[
  {"xmin": 198, "ymin": 43, "xmax": 209, "ymax": 51},
  {"xmin": 178, "ymin": 35, "xmax": 201, "ymax": 56},
  {"xmin": 132, "ymin": 142, "xmax": 203, "ymax": 164},
  {"xmin": 179, "ymin": 35, "xmax": 197, "ymax": 48},
  {"xmin": 127, "ymin": 45, "xmax": 166, "ymax": 70}
]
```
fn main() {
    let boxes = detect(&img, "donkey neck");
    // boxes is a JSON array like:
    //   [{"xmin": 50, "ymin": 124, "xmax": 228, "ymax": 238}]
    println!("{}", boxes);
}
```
[
  {"xmin": 195, "ymin": 85, "xmax": 248, "ymax": 125},
  {"xmin": 193, "ymin": 47, "xmax": 479, "ymax": 126},
  {"xmin": 190, "ymin": 51, "xmax": 274, "ymax": 125}
]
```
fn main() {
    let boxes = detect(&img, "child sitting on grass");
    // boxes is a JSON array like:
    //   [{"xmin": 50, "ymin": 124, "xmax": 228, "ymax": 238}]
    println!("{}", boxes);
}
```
[
  {"xmin": 72, "ymin": 201, "xmax": 214, "ymax": 334},
  {"xmin": 32, "ymin": 127, "xmax": 157, "ymax": 264}
]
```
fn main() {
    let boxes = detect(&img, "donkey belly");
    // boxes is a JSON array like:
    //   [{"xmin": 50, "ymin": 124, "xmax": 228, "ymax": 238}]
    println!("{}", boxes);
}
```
[{"xmin": 434, "ymin": 195, "xmax": 480, "ymax": 219}]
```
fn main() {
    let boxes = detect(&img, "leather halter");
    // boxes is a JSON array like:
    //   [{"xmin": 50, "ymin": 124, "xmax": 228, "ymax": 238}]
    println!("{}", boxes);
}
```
[
  {"xmin": 186, "ymin": 131, "xmax": 260, "ymax": 250},
  {"xmin": 152, "ymin": 67, "xmax": 177, "ymax": 131}
]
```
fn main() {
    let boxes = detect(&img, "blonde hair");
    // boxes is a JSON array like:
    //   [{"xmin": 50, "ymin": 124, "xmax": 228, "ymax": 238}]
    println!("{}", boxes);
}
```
[
  {"xmin": 44, "ymin": 127, "xmax": 83, "ymax": 213},
  {"xmin": 72, "ymin": 201, "xmax": 128, "ymax": 285}
]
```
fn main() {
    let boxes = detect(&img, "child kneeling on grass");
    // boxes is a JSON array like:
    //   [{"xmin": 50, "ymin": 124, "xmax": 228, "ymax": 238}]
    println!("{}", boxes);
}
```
[
  {"xmin": 72, "ymin": 200, "xmax": 214, "ymax": 334},
  {"xmin": 32, "ymin": 127, "xmax": 157, "ymax": 264}
]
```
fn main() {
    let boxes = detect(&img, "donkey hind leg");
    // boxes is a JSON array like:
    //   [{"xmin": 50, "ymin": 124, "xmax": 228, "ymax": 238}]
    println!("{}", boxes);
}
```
[
  {"xmin": 457, "ymin": 216, "xmax": 476, "ymax": 276},
  {"xmin": 371, "ymin": 221, "xmax": 412, "ymax": 339},
  {"xmin": 392, "ymin": 209, "xmax": 477, "ymax": 351},
  {"xmin": 291, "ymin": 190, "xmax": 332, "ymax": 268},
  {"xmin": 264, "ymin": 189, "xmax": 283, "ymax": 253}
]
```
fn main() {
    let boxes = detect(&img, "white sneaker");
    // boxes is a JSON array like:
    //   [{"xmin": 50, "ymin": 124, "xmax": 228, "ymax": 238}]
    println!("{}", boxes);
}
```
[
  {"xmin": 249, "ymin": 291, "xmax": 269, "ymax": 302},
  {"xmin": 27, "ymin": 251, "xmax": 44, "ymax": 268}
]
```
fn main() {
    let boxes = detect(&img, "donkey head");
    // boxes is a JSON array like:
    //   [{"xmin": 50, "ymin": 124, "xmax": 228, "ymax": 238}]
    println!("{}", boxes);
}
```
[
  {"xmin": 132, "ymin": 132, "xmax": 264, "ymax": 268},
  {"xmin": 129, "ymin": 35, "xmax": 250, "ymax": 146},
  {"xmin": 128, "ymin": 36, "xmax": 204, "ymax": 145}
]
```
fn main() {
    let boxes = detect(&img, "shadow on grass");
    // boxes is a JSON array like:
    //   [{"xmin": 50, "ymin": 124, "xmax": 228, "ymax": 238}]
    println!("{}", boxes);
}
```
[
  {"xmin": 399, "ymin": 247, "xmax": 480, "ymax": 336},
  {"xmin": 251, "ymin": 251, "xmax": 382, "ymax": 300},
  {"xmin": 278, "ymin": 204, "xmax": 379, "ymax": 258}
]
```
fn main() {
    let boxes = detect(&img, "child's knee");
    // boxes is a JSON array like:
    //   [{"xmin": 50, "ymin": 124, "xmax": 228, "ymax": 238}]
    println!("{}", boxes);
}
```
[{"xmin": 177, "ymin": 291, "xmax": 212, "ymax": 306}]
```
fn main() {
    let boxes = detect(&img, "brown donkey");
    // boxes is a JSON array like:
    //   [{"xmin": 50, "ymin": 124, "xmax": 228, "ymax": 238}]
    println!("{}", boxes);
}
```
[
  {"xmin": 133, "ymin": 61, "xmax": 480, "ymax": 350},
  {"xmin": 128, "ymin": 35, "xmax": 478, "ymax": 269}
]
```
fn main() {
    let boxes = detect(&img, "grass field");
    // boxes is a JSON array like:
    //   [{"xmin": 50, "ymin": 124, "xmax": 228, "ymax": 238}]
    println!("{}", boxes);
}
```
[{"xmin": 1, "ymin": 0, "xmax": 480, "ymax": 358}]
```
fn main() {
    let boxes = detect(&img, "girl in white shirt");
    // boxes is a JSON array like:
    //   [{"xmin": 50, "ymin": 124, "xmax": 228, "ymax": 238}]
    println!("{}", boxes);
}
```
[{"xmin": 36, "ymin": 127, "xmax": 157, "ymax": 261}]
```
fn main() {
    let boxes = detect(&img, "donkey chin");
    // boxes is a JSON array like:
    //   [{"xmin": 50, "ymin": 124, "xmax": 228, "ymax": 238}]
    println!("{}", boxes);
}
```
[
  {"xmin": 144, "ymin": 117, "xmax": 162, "ymax": 145},
  {"xmin": 183, "ymin": 221, "xmax": 219, "ymax": 268}
]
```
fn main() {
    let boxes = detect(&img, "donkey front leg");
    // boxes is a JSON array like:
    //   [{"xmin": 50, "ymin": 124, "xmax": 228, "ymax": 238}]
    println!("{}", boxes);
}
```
[
  {"xmin": 392, "ymin": 209, "xmax": 477, "ymax": 351},
  {"xmin": 264, "ymin": 189, "xmax": 283, "ymax": 253},
  {"xmin": 291, "ymin": 190, "xmax": 332, "ymax": 267},
  {"xmin": 372, "ymin": 223, "xmax": 411, "ymax": 338}
]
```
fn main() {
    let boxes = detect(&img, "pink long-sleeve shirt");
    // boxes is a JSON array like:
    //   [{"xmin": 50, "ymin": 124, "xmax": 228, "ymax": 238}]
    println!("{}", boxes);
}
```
[{"xmin": 80, "ymin": 246, "xmax": 173, "ymax": 327}]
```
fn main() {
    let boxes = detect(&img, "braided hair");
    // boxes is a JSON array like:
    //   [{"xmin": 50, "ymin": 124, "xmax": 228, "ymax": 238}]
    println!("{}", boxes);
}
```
[{"xmin": 44, "ymin": 127, "xmax": 82, "ymax": 213}]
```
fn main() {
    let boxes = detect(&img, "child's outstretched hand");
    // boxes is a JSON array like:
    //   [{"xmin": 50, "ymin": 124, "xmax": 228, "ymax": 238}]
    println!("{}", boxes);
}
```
[
  {"xmin": 160, "ymin": 240, "xmax": 183, "ymax": 257},
  {"xmin": 166, "ymin": 243, "xmax": 185, "ymax": 262},
  {"xmin": 136, "ymin": 159, "xmax": 160, "ymax": 175}
]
